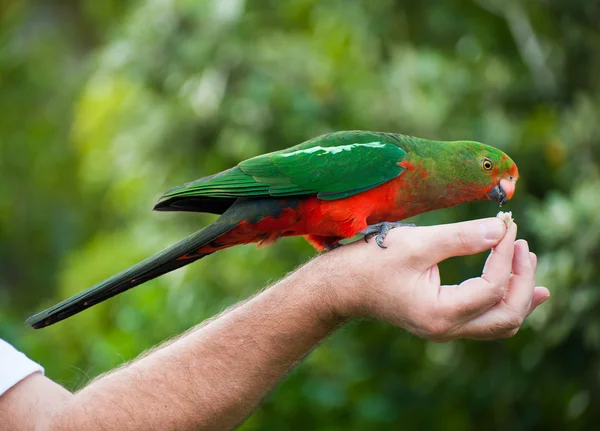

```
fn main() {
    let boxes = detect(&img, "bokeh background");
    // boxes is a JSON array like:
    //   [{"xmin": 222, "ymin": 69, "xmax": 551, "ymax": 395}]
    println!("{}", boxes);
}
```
[{"xmin": 1, "ymin": 0, "xmax": 600, "ymax": 429}]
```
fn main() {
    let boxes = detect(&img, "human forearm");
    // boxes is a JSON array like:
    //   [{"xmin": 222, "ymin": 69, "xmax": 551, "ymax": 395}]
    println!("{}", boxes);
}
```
[
  {"xmin": 2, "ymin": 218, "xmax": 549, "ymax": 430},
  {"xmin": 48, "ymin": 262, "xmax": 340, "ymax": 431}
]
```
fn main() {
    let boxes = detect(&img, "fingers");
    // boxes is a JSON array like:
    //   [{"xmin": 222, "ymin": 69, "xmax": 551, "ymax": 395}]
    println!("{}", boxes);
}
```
[
  {"xmin": 409, "ymin": 218, "xmax": 507, "ymax": 268},
  {"xmin": 435, "ymin": 221, "xmax": 517, "ymax": 321},
  {"xmin": 451, "ymin": 240, "xmax": 549, "ymax": 340},
  {"xmin": 529, "ymin": 252, "xmax": 537, "ymax": 272},
  {"xmin": 480, "ymin": 221, "xmax": 517, "ymax": 289},
  {"xmin": 451, "ymin": 302, "xmax": 525, "ymax": 340},
  {"xmin": 455, "ymin": 287, "xmax": 549, "ymax": 341},
  {"xmin": 502, "ymin": 240, "xmax": 534, "ymax": 315},
  {"xmin": 524, "ymin": 251, "xmax": 547, "ymax": 315},
  {"xmin": 437, "ymin": 277, "xmax": 505, "ymax": 326},
  {"xmin": 528, "ymin": 286, "xmax": 550, "ymax": 315},
  {"xmin": 355, "ymin": 216, "xmax": 550, "ymax": 343}
]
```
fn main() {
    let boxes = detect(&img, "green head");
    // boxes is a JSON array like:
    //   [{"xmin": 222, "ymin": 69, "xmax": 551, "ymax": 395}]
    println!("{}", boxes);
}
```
[
  {"xmin": 401, "ymin": 137, "xmax": 519, "ymax": 208},
  {"xmin": 448, "ymin": 140, "xmax": 519, "ymax": 205}
]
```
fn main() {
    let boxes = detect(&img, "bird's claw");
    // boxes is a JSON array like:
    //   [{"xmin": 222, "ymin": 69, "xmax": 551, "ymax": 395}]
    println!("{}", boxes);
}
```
[{"xmin": 360, "ymin": 221, "xmax": 416, "ymax": 249}]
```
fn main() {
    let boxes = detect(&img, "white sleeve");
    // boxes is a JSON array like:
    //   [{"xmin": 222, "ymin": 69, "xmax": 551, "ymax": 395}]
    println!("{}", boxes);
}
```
[{"xmin": 0, "ymin": 339, "xmax": 44, "ymax": 396}]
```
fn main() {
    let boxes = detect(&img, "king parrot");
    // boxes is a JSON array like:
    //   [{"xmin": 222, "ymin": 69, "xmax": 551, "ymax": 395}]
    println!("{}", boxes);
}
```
[{"xmin": 27, "ymin": 131, "xmax": 519, "ymax": 329}]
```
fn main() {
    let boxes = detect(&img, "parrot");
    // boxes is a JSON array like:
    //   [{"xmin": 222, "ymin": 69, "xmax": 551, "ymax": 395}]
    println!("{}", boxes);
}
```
[{"xmin": 26, "ymin": 131, "xmax": 518, "ymax": 329}]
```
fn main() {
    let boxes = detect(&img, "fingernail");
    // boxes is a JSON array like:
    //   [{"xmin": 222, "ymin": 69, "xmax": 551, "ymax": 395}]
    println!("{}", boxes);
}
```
[
  {"xmin": 515, "ymin": 239, "xmax": 530, "ymax": 255},
  {"xmin": 480, "ymin": 219, "xmax": 505, "ymax": 241}
]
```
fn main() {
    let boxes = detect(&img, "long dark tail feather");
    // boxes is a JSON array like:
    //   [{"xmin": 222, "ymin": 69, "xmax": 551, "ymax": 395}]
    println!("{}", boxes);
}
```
[
  {"xmin": 153, "ymin": 196, "xmax": 237, "ymax": 214},
  {"xmin": 26, "ymin": 211, "xmax": 242, "ymax": 329}
]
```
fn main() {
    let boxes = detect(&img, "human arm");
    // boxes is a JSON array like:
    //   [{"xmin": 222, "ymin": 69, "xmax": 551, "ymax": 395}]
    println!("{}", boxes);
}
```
[
  {"xmin": 0, "ymin": 340, "xmax": 70, "ymax": 431},
  {"xmin": 0, "ymin": 217, "xmax": 548, "ymax": 431}
]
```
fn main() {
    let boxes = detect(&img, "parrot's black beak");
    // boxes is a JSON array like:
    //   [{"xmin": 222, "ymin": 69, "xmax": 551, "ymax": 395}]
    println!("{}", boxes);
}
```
[{"xmin": 487, "ymin": 183, "xmax": 507, "ymax": 207}]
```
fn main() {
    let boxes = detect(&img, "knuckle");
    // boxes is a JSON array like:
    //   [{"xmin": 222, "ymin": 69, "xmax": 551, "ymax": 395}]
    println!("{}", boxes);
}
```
[
  {"xmin": 501, "ymin": 310, "xmax": 524, "ymax": 331},
  {"xmin": 433, "ymin": 298, "xmax": 464, "ymax": 322},
  {"xmin": 456, "ymin": 228, "xmax": 472, "ymax": 250},
  {"xmin": 403, "ymin": 241, "xmax": 421, "ymax": 260},
  {"xmin": 432, "ymin": 300, "xmax": 453, "ymax": 318},
  {"xmin": 423, "ymin": 318, "xmax": 453, "ymax": 336},
  {"xmin": 475, "ymin": 310, "xmax": 525, "ymax": 340},
  {"xmin": 500, "ymin": 328, "xmax": 520, "ymax": 339},
  {"xmin": 507, "ymin": 313, "xmax": 524, "ymax": 330},
  {"xmin": 486, "ymin": 279, "xmax": 507, "ymax": 300}
]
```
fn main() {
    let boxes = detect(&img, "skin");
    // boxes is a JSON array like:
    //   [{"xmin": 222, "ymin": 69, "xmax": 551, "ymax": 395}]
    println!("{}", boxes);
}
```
[{"xmin": 2, "ymin": 218, "xmax": 549, "ymax": 431}]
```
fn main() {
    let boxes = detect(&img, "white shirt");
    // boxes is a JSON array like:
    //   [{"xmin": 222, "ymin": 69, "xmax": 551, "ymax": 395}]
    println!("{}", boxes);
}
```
[{"xmin": 0, "ymin": 339, "xmax": 44, "ymax": 396}]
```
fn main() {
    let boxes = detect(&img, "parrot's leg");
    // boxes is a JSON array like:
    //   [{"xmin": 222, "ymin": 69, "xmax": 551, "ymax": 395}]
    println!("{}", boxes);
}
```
[
  {"xmin": 360, "ymin": 222, "xmax": 416, "ymax": 249},
  {"xmin": 305, "ymin": 235, "xmax": 343, "ymax": 252},
  {"xmin": 324, "ymin": 242, "xmax": 342, "ymax": 251}
]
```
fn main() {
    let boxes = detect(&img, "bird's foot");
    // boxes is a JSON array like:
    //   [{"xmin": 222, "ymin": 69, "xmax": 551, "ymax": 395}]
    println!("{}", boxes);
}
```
[{"xmin": 360, "ymin": 221, "xmax": 416, "ymax": 249}]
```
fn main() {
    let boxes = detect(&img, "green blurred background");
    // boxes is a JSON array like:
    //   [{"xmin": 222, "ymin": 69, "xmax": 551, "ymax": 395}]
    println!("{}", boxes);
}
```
[{"xmin": 1, "ymin": 0, "xmax": 599, "ymax": 429}]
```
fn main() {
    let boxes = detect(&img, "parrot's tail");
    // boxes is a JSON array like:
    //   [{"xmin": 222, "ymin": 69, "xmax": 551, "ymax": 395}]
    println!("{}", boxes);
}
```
[
  {"xmin": 26, "ymin": 198, "xmax": 291, "ymax": 329},
  {"xmin": 25, "ymin": 220, "xmax": 234, "ymax": 329}
]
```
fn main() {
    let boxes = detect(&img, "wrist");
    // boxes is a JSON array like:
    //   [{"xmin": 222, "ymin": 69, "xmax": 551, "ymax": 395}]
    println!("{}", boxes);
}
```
[{"xmin": 303, "ymin": 248, "xmax": 366, "ymax": 322}]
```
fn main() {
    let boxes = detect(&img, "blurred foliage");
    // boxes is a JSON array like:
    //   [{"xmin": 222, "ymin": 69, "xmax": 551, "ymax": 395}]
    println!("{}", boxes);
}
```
[{"xmin": 1, "ymin": 0, "xmax": 600, "ymax": 429}]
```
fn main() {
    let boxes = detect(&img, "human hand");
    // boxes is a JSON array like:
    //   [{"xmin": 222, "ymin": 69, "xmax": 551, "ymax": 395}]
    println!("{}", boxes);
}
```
[{"xmin": 319, "ymin": 218, "xmax": 549, "ymax": 342}]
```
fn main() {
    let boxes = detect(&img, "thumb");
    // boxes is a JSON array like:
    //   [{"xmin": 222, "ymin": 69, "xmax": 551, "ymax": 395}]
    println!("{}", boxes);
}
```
[{"xmin": 410, "ymin": 218, "xmax": 508, "ymax": 268}]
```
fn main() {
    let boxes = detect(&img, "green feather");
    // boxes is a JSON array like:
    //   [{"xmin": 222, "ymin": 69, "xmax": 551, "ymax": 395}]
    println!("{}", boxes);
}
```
[{"xmin": 157, "ymin": 131, "xmax": 408, "ymax": 203}]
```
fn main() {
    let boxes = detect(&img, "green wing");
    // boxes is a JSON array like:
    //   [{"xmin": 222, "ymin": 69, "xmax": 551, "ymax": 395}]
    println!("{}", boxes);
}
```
[{"xmin": 158, "ymin": 131, "xmax": 407, "ymax": 203}]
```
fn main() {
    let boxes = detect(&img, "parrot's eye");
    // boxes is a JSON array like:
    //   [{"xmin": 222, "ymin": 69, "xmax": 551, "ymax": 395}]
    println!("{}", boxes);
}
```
[{"xmin": 482, "ymin": 158, "xmax": 493, "ymax": 171}]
